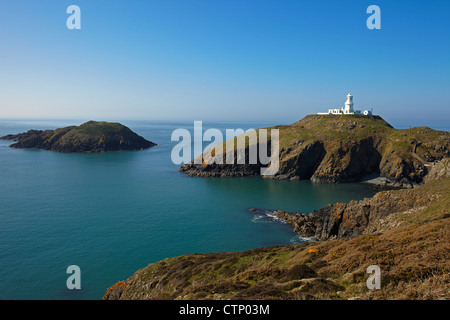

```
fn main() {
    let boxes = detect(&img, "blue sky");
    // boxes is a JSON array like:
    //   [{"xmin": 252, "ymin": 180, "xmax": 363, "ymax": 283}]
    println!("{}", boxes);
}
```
[{"xmin": 0, "ymin": 0, "xmax": 449, "ymax": 126}]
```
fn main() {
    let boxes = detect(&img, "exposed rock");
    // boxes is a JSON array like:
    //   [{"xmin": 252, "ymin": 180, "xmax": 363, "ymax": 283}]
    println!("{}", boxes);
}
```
[
  {"xmin": 425, "ymin": 158, "xmax": 450, "ymax": 182},
  {"xmin": 0, "ymin": 121, "xmax": 156, "ymax": 153},
  {"xmin": 274, "ymin": 177, "xmax": 445, "ymax": 241}
]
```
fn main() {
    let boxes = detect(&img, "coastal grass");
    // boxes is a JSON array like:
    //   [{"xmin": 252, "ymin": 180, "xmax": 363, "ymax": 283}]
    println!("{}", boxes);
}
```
[{"xmin": 73, "ymin": 121, "xmax": 127, "ymax": 136}]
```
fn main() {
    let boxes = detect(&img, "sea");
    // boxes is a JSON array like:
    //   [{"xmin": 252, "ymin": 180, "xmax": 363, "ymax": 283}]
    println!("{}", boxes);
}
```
[{"xmin": 0, "ymin": 119, "xmax": 446, "ymax": 300}]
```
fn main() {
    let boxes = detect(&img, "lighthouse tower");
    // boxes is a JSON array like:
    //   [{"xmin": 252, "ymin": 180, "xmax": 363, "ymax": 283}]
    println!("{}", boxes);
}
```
[
  {"xmin": 317, "ymin": 93, "xmax": 374, "ymax": 115},
  {"xmin": 344, "ymin": 93, "xmax": 354, "ymax": 114}
]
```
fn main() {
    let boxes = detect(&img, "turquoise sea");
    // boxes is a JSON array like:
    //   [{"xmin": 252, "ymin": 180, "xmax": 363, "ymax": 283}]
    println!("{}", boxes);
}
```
[{"xmin": 0, "ymin": 119, "xmax": 411, "ymax": 300}]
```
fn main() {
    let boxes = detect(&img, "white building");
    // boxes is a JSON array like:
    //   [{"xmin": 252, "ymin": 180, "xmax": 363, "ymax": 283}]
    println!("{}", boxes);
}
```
[{"xmin": 318, "ymin": 93, "xmax": 373, "ymax": 115}]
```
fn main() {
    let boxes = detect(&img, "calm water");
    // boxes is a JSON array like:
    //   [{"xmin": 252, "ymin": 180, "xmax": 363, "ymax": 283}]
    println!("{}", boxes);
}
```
[{"xmin": 0, "ymin": 119, "xmax": 386, "ymax": 300}]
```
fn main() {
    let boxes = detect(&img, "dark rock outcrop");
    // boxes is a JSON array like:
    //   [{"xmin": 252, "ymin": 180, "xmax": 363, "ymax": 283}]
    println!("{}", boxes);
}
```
[
  {"xmin": 0, "ymin": 121, "xmax": 156, "ymax": 153},
  {"xmin": 309, "ymin": 137, "xmax": 381, "ymax": 184},
  {"xmin": 180, "ymin": 143, "xmax": 266, "ymax": 177},
  {"xmin": 273, "ymin": 188, "xmax": 430, "ymax": 241},
  {"xmin": 275, "ymin": 141, "xmax": 326, "ymax": 180},
  {"xmin": 273, "ymin": 158, "xmax": 449, "ymax": 241}
]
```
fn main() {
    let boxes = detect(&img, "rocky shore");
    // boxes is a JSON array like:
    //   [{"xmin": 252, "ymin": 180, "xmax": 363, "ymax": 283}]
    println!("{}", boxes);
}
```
[
  {"xmin": 242, "ymin": 160, "xmax": 448, "ymax": 244},
  {"xmin": 0, "ymin": 120, "xmax": 156, "ymax": 153},
  {"xmin": 269, "ymin": 158, "xmax": 449, "ymax": 241}
]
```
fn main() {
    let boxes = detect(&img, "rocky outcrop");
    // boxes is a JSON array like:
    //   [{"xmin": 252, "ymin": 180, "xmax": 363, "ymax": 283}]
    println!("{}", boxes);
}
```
[
  {"xmin": 425, "ymin": 158, "xmax": 450, "ymax": 182},
  {"xmin": 268, "ymin": 158, "xmax": 450, "ymax": 241},
  {"xmin": 309, "ymin": 137, "xmax": 382, "ymax": 184},
  {"xmin": 274, "ymin": 141, "xmax": 326, "ymax": 180},
  {"xmin": 180, "ymin": 115, "xmax": 449, "ymax": 187},
  {"xmin": 180, "ymin": 145, "xmax": 263, "ymax": 177},
  {"xmin": 272, "ymin": 189, "xmax": 430, "ymax": 241},
  {"xmin": 0, "ymin": 121, "xmax": 156, "ymax": 153}
]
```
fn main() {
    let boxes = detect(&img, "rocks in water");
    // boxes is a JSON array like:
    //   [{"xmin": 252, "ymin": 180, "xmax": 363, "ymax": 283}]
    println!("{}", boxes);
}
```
[
  {"xmin": 180, "ymin": 163, "xmax": 261, "ymax": 178},
  {"xmin": 0, "ymin": 120, "xmax": 156, "ymax": 153},
  {"xmin": 273, "ymin": 181, "xmax": 441, "ymax": 241}
]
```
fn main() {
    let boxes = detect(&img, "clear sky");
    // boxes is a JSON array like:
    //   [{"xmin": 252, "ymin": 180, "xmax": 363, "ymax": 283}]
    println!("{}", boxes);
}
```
[{"xmin": 0, "ymin": 0, "xmax": 449, "ymax": 126}]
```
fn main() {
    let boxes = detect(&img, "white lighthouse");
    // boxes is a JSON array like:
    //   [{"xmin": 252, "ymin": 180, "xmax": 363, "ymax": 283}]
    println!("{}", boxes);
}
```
[
  {"xmin": 344, "ymin": 93, "xmax": 354, "ymax": 114},
  {"xmin": 318, "ymin": 93, "xmax": 373, "ymax": 116}
]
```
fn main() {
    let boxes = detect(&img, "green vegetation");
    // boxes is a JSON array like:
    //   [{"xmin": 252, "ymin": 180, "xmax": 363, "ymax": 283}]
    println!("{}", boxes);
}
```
[
  {"xmin": 74, "ymin": 121, "xmax": 129, "ymax": 136},
  {"xmin": 275, "ymin": 115, "xmax": 391, "ymax": 144},
  {"xmin": 268, "ymin": 115, "xmax": 447, "ymax": 163}
]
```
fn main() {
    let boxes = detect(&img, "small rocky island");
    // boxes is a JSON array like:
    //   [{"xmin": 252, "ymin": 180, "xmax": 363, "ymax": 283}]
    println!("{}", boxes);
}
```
[{"xmin": 0, "ymin": 120, "xmax": 156, "ymax": 153}]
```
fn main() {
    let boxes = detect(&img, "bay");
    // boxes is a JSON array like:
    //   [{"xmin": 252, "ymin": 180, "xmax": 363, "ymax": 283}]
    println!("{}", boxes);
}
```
[{"xmin": 0, "ymin": 119, "xmax": 383, "ymax": 300}]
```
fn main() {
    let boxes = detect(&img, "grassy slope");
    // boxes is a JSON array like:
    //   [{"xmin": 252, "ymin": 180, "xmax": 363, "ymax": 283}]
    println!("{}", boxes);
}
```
[
  {"xmin": 209, "ymin": 115, "xmax": 447, "ymax": 153},
  {"xmin": 73, "ymin": 121, "xmax": 129, "ymax": 136},
  {"xmin": 207, "ymin": 115, "xmax": 393, "ymax": 151},
  {"xmin": 269, "ymin": 115, "xmax": 448, "ymax": 163},
  {"xmin": 104, "ymin": 177, "xmax": 449, "ymax": 300}
]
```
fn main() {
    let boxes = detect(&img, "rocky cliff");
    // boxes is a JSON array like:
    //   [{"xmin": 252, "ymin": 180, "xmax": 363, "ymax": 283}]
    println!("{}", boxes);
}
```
[
  {"xmin": 0, "ymin": 121, "xmax": 156, "ymax": 153},
  {"xmin": 273, "ymin": 160, "xmax": 449, "ymax": 241},
  {"xmin": 180, "ymin": 115, "xmax": 450, "ymax": 187}
]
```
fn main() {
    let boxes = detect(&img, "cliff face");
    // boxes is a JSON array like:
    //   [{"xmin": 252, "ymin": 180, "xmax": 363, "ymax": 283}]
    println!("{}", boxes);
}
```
[
  {"xmin": 103, "ymin": 173, "xmax": 450, "ymax": 300},
  {"xmin": 180, "ymin": 115, "xmax": 450, "ymax": 187},
  {"xmin": 0, "ymin": 121, "xmax": 156, "ymax": 153},
  {"xmin": 274, "ymin": 184, "xmax": 439, "ymax": 241},
  {"xmin": 274, "ymin": 158, "xmax": 450, "ymax": 242}
]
